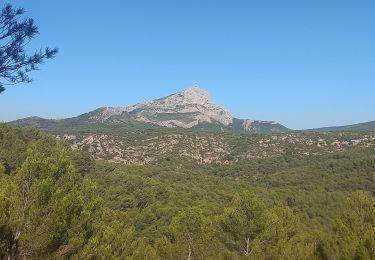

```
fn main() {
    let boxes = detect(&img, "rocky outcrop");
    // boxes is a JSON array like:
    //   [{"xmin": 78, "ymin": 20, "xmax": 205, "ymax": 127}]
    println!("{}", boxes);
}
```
[
  {"xmin": 55, "ymin": 132, "xmax": 375, "ymax": 164},
  {"xmin": 86, "ymin": 86, "xmax": 233, "ymax": 128}
]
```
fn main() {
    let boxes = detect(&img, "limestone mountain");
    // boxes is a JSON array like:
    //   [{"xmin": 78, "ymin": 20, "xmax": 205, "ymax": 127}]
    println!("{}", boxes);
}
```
[
  {"xmin": 12, "ymin": 86, "xmax": 289, "ymax": 133},
  {"xmin": 9, "ymin": 86, "xmax": 375, "ymax": 164},
  {"xmin": 75, "ymin": 86, "xmax": 288, "ymax": 132},
  {"xmin": 81, "ymin": 86, "xmax": 233, "ymax": 128}
]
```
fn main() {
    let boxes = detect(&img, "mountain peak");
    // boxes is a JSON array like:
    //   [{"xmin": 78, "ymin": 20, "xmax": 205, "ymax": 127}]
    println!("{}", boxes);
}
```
[
  {"xmin": 82, "ymin": 86, "xmax": 232, "ymax": 127},
  {"xmin": 174, "ymin": 86, "xmax": 211, "ymax": 105},
  {"xmin": 12, "ymin": 85, "xmax": 289, "ymax": 133},
  {"xmin": 182, "ymin": 85, "xmax": 207, "ymax": 95}
]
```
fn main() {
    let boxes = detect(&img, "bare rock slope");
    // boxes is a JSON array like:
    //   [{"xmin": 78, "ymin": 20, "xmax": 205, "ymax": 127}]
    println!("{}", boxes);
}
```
[
  {"xmin": 79, "ymin": 86, "xmax": 287, "ymax": 132},
  {"xmin": 85, "ymin": 86, "xmax": 233, "ymax": 128}
]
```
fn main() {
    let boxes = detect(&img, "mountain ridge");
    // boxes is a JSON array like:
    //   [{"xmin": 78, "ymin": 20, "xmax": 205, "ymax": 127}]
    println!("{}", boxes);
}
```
[
  {"xmin": 12, "ymin": 86, "xmax": 289, "ymax": 133},
  {"xmin": 10, "ymin": 86, "xmax": 375, "ymax": 133},
  {"xmin": 307, "ymin": 120, "xmax": 375, "ymax": 132},
  {"xmin": 83, "ymin": 86, "xmax": 234, "ymax": 128}
]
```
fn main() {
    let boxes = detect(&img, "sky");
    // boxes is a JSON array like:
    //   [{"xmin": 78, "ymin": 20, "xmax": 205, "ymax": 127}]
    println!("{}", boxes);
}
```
[{"xmin": 0, "ymin": 0, "xmax": 374, "ymax": 129}]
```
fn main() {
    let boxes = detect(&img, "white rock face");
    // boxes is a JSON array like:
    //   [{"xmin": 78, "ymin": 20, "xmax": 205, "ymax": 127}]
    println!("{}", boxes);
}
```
[
  {"xmin": 88, "ymin": 107, "xmax": 128, "ymax": 122},
  {"xmin": 88, "ymin": 86, "xmax": 233, "ymax": 128},
  {"xmin": 242, "ymin": 119, "xmax": 254, "ymax": 131}
]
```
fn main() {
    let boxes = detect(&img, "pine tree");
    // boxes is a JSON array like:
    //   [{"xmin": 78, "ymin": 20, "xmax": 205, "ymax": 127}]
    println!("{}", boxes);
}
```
[{"xmin": 0, "ymin": 4, "xmax": 57, "ymax": 93}]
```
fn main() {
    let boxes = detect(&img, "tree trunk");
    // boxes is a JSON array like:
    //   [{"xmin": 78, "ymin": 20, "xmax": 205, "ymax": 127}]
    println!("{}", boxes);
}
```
[
  {"xmin": 245, "ymin": 237, "xmax": 250, "ymax": 256},
  {"xmin": 188, "ymin": 244, "xmax": 192, "ymax": 260}
]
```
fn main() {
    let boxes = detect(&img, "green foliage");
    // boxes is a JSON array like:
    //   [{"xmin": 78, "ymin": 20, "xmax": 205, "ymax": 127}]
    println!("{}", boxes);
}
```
[
  {"xmin": 0, "ymin": 124, "xmax": 44, "ymax": 173},
  {"xmin": 0, "ymin": 4, "xmax": 57, "ymax": 93},
  {"xmin": 219, "ymin": 191, "xmax": 318, "ymax": 259},
  {"xmin": 1, "ymin": 124, "xmax": 375, "ymax": 258},
  {"xmin": 321, "ymin": 191, "xmax": 375, "ymax": 259},
  {"xmin": 220, "ymin": 191, "xmax": 267, "ymax": 256},
  {"xmin": 0, "ymin": 126, "xmax": 104, "ymax": 258},
  {"xmin": 81, "ymin": 217, "xmax": 136, "ymax": 259},
  {"xmin": 169, "ymin": 207, "xmax": 216, "ymax": 259},
  {"xmin": 0, "ymin": 168, "xmax": 17, "ymax": 259}
]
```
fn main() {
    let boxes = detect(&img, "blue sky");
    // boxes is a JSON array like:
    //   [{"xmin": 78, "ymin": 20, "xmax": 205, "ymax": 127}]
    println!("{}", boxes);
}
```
[{"xmin": 0, "ymin": 0, "xmax": 374, "ymax": 129}]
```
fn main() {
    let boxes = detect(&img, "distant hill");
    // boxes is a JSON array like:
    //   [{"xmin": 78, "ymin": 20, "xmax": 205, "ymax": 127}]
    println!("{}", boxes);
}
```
[
  {"xmin": 308, "ymin": 120, "xmax": 375, "ymax": 132},
  {"xmin": 11, "ymin": 116, "xmax": 57, "ymax": 128},
  {"xmin": 11, "ymin": 86, "xmax": 289, "ymax": 134}
]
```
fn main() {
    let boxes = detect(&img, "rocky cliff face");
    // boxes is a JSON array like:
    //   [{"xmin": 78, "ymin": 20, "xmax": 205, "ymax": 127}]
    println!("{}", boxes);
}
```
[{"xmin": 85, "ymin": 86, "xmax": 233, "ymax": 128}]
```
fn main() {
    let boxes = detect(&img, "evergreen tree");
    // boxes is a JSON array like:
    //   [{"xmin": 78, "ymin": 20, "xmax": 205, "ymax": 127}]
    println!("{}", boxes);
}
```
[
  {"xmin": 170, "ymin": 207, "xmax": 215, "ymax": 259},
  {"xmin": 0, "ymin": 4, "xmax": 57, "ymax": 93},
  {"xmin": 220, "ymin": 191, "xmax": 266, "ymax": 256},
  {"xmin": 324, "ymin": 191, "xmax": 375, "ymax": 259}
]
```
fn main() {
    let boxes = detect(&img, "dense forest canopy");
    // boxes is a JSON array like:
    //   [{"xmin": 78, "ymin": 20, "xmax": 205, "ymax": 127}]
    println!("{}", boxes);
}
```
[{"xmin": 1, "ymin": 123, "xmax": 375, "ymax": 259}]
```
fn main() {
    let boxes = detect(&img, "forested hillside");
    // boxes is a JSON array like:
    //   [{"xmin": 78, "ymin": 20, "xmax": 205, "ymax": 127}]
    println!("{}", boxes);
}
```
[
  {"xmin": 10, "ymin": 118, "xmax": 375, "ymax": 164},
  {"xmin": 1, "ymin": 123, "xmax": 375, "ymax": 259}
]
